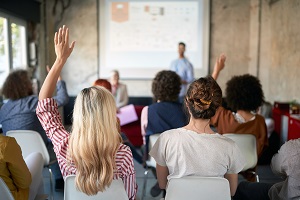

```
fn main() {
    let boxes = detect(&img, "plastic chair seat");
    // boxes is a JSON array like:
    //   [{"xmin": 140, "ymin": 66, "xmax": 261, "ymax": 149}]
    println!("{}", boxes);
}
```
[
  {"xmin": 223, "ymin": 133, "xmax": 259, "ymax": 182},
  {"xmin": 165, "ymin": 176, "xmax": 231, "ymax": 200},
  {"xmin": 0, "ymin": 177, "xmax": 14, "ymax": 200},
  {"xmin": 6, "ymin": 130, "xmax": 54, "ymax": 199},
  {"xmin": 64, "ymin": 175, "xmax": 128, "ymax": 200}
]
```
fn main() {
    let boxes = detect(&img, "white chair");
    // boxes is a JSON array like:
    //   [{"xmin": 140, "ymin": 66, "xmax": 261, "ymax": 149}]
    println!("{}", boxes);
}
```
[
  {"xmin": 223, "ymin": 133, "xmax": 259, "ymax": 182},
  {"xmin": 0, "ymin": 177, "xmax": 14, "ymax": 200},
  {"xmin": 141, "ymin": 133, "xmax": 160, "ymax": 200},
  {"xmin": 25, "ymin": 152, "xmax": 45, "ymax": 200},
  {"xmin": 6, "ymin": 130, "xmax": 54, "ymax": 200},
  {"xmin": 165, "ymin": 176, "xmax": 231, "ymax": 200},
  {"xmin": 64, "ymin": 175, "xmax": 128, "ymax": 200}
]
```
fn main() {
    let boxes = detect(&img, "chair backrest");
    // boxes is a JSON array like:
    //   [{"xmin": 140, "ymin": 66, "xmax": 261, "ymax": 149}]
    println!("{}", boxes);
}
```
[
  {"xmin": 6, "ymin": 130, "xmax": 50, "ymax": 166},
  {"xmin": 223, "ymin": 133, "xmax": 257, "ymax": 171},
  {"xmin": 145, "ymin": 133, "xmax": 160, "ymax": 168},
  {"xmin": 64, "ymin": 175, "xmax": 128, "ymax": 200},
  {"xmin": 0, "ymin": 177, "xmax": 14, "ymax": 200},
  {"xmin": 165, "ymin": 176, "xmax": 231, "ymax": 200}
]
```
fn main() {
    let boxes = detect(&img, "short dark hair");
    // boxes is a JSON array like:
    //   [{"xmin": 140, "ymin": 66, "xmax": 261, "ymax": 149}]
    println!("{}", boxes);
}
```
[
  {"xmin": 185, "ymin": 75, "xmax": 222, "ymax": 119},
  {"xmin": 152, "ymin": 70, "xmax": 181, "ymax": 102},
  {"xmin": 225, "ymin": 74, "xmax": 264, "ymax": 112},
  {"xmin": 2, "ymin": 69, "xmax": 33, "ymax": 100},
  {"xmin": 178, "ymin": 42, "xmax": 186, "ymax": 47}
]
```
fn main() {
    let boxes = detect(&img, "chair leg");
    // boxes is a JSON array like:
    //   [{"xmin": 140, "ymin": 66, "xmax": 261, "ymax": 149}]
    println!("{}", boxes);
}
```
[
  {"xmin": 248, "ymin": 171, "xmax": 260, "ymax": 182},
  {"xmin": 141, "ymin": 169, "xmax": 149, "ymax": 200},
  {"xmin": 47, "ymin": 167, "xmax": 54, "ymax": 200},
  {"xmin": 255, "ymin": 174, "xmax": 260, "ymax": 182}
]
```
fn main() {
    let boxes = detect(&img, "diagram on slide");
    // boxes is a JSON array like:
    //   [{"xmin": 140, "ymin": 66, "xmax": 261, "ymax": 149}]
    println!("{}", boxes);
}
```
[{"xmin": 109, "ymin": 1, "xmax": 199, "ymax": 52}]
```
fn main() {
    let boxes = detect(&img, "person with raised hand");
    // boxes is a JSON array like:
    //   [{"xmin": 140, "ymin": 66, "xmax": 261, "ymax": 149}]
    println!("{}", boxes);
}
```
[{"xmin": 36, "ymin": 25, "xmax": 137, "ymax": 199}]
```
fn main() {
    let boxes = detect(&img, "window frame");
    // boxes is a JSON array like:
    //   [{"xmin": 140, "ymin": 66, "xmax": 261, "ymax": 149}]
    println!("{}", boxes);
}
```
[{"xmin": 0, "ymin": 11, "xmax": 28, "ymax": 78}]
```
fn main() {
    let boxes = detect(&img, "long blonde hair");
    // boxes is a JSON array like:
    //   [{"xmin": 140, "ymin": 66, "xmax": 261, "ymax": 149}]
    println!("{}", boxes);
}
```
[{"xmin": 68, "ymin": 86, "xmax": 122, "ymax": 195}]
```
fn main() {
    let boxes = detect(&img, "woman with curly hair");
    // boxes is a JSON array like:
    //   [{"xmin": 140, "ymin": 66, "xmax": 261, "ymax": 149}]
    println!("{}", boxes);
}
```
[
  {"xmin": 149, "ymin": 75, "xmax": 245, "ymax": 197},
  {"xmin": 0, "ymin": 68, "xmax": 69, "ymax": 190},
  {"xmin": 141, "ymin": 70, "xmax": 188, "ymax": 197},
  {"xmin": 211, "ymin": 54, "xmax": 268, "ymax": 182},
  {"xmin": 141, "ymin": 70, "xmax": 188, "ymax": 151},
  {"xmin": 211, "ymin": 54, "xmax": 268, "ymax": 158}
]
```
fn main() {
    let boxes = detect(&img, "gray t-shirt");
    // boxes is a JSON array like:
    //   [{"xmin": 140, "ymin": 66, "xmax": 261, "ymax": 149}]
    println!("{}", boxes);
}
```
[{"xmin": 149, "ymin": 128, "xmax": 245, "ymax": 181}]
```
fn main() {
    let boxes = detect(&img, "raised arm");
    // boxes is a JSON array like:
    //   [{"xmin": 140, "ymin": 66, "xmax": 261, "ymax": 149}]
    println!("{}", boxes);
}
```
[
  {"xmin": 211, "ymin": 53, "xmax": 226, "ymax": 80},
  {"xmin": 39, "ymin": 25, "xmax": 75, "ymax": 100}
]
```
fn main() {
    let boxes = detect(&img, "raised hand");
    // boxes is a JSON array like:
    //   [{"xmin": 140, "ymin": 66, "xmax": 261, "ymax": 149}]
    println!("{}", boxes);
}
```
[
  {"xmin": 212, "ymin": 53, "xmax": 226, "ymax": 80},
  {"xmin": 39, "ymin": 25, "xmax": 75, "ymax": 100},
  {"xmin": 54, "ymin": 25, "xmax": 75, "ymax": 62},
  {"xmin": 214, "ymin": 53, "xmax": 226, "ymax": 72}
]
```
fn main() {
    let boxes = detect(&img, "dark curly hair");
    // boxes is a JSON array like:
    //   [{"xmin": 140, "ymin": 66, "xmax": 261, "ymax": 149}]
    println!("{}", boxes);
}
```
[
  {"xmin": 185, "ymin": 75, "xmax": 222, "ymax": 119},
  {"xmin": 2, "ymin": 69, "xmax": 33, "ymax": 100},
  {"xmin": 225, "ymin": 74, "xmax": 264, "ymax": 112},
  {"xmin": 152, "ymin": 70, "xmax": 181, "ymax": 102}
]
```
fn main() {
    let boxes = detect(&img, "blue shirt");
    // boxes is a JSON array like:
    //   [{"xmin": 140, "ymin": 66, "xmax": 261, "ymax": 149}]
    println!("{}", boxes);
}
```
[
  {"xmin": 145, "ymin": 101, "xmax": 188, "ymax": 154},
  {"xmin": 0, "ymin": 80, "xmax": 69, "ymax": 144},
  {"xmin": 170, "ymin": 58, "xmax": 194, "ymax": 97}
]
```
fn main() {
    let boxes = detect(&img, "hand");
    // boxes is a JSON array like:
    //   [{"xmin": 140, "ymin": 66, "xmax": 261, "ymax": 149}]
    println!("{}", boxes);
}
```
[
  {"xmin": 214, "ymin": 53, "xmax": 226, "ymax": 73},
  {"xmin": 54, "ymin": 25, "xmax": 75, "ymax": 62},
  {"xmin": 46, "ymin": 65, "xmax": 62, "ymax": 81}
]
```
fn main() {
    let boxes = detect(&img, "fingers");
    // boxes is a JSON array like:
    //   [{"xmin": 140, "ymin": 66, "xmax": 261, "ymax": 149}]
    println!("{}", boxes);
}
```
[
  {"xmin": 65, "ymin": 26, "xmax": 69, "ymax": 45},
  {"xmin": 219, "ymin": 53, "xmax": 226, "ymax": 62},
  {"xmin": 56, "ymin": 25, "xmax": 69, "ymax": 45},
  {"xmin": 69, "ymin": 41, "xmax": 76, "ymax": 53},
  {"xmin": 46, "ymin": 65, "xmax": 50, "ymax": 73},
  {"xmin": 54, "ymin": 32, "xmax": 58, "ymax": 45},
  {"xmin": 58, "ymin": 27, "xmax": 62, "ymax": 44}
]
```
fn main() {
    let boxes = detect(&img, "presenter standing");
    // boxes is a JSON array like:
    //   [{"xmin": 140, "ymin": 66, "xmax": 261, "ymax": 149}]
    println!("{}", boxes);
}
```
[{"xmin": 170, "ymin": 42, "xmax": 194, "ymax": 103}]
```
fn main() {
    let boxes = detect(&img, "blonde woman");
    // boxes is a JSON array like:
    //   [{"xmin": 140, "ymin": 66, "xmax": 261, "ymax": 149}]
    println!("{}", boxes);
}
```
[{"xmin": 36, "ymin": 25, "xmax": 137, "ymax": 199}]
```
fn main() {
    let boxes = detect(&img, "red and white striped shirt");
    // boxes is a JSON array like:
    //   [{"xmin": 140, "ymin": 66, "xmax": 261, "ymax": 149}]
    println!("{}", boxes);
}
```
[{"xmin": 36, "ymin": 98, "xmax": 137, "ymax": 199}]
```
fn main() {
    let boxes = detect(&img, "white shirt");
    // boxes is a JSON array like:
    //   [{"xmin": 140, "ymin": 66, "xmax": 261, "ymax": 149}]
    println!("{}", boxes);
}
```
[{"xmin": 149, "ymin": 128, "xmax": 245, "ymax": 181}]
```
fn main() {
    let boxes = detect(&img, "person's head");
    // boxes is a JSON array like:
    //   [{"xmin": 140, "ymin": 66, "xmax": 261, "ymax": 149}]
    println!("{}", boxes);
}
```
[
  {"xmin": 225, "ymin": 74, "xmax": 264, "ymax": 112},
  {"xmin": 259, "ymin": 101, "xmax": 273, "ymax": 118},
  {"xmin": 2, "ymin": 69, "xmax": 33, "ymax": 100},
  {"xmin": 178, "ymin": 42, "xmax": 186, "ymax": 57},
  {"xmin": 93, "ymin": 79, "xmax": 112, "ymax": 92},
  {"xmin": 185, "ymin": 75, "xmax": 222, "ymax": 119},
  {"xmin": 152, "ymin": 70, "xmax": 181, "ymax": 102},
  {"xmin": 110, "ymin": 70, "xmax": 120, "ymax": 86},
  {"xmin": 69, "ymin": 86, "xmax": 122, "ymax": 195}
]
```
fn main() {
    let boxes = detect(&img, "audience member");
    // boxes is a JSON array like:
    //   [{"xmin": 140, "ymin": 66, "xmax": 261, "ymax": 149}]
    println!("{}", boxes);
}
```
[
  {"xmin": 93, "ymin": 78, "xmax": 143, "ymax": 165},
  {"xmin": 211, "ymin": 54, "xmax": 268, "ymax": 163},
  {"xmin": 234, "ymin": 138, "xmax": 300, "ymax": 200},
  {"xmin": 36, "ymin": 25, "xmax": 137, "ymax": 199},
  {"xmin": 258, "ymin": 101, "xmax": 280, "ymax": 165},
  {"xmin": 0, "ymin": 135, "xmax": 44, "ymax": 200},
  {"xmin": 268, "ymin": 138, "xmax": 300, "ymax": 199},
  {"xmin": 170, "ymin": 42, "xmax": 194, "ymax": 102},
  {"xmin": 259, "ymin": 101, "xmax": 275, "ymax": 138},
  {"xmin": 141, "ymin": 70, "xmax": 188, "ymax": 197},
  {"xmin": 0, "ymin": 68, "xmax": 69, "ymax": 190},
  {"xmin": 150, "ymin": 75, "xmax": 246, "ymax": 197},
  {"xmin": 110, "ymin": 70, "xmax": 129, "ymax": 109}
]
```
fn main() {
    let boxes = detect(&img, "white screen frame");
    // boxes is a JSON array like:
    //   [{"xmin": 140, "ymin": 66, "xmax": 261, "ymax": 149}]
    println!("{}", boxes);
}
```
[{"xmin": 99, "ymin": 0, "xmax": 210, "ymax": 79}]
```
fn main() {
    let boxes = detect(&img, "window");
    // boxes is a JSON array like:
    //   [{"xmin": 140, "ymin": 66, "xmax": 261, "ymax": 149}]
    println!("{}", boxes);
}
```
[{"xmin": 0, "ymin": 12, "xmax": 27, "ymax": 86}]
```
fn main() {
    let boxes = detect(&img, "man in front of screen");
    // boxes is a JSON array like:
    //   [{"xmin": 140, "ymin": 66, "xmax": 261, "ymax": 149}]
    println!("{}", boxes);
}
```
[{"xmin": 170, "ymin": 42, "xmax": 194, "ymax": 103}]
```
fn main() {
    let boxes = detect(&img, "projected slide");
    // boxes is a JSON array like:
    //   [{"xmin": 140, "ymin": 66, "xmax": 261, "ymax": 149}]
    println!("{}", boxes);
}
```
[
  {"xmin": 109, "ymin": 2, "xmax": 198, "ymax": 52},
  {"xmin": 99, "ymin": 0, "xmax": 209, "ymax": 79}
]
